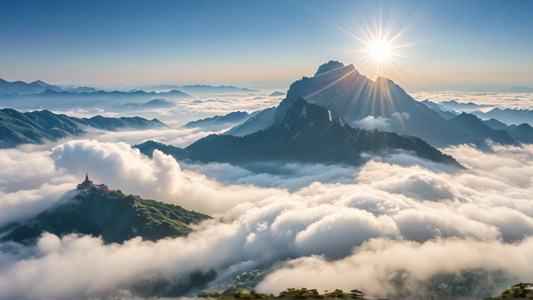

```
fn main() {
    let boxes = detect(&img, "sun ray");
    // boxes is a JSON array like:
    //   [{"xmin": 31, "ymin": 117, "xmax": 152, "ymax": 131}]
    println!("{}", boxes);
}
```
[{"xmin": 338, "ymin": 11, "xmax": 423, "ymax": 83}]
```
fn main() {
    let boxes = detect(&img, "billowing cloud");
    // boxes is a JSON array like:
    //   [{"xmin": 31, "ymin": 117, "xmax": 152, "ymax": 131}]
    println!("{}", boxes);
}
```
[
  {"xmin": 256, "ymin": 237, "xmax": 533, "ymax": 299},
  {"xmin": 352, "ymin": 116, "xmax": 391, "ymax": 131},
  {"xmin": 1, "ymin": 140, "xmax": 533, "ymax": 299},
  {"xmin": 181, "ymin": 161, "xmax": 358, "ymax": 191},
  {"xmin": 50, "ymin": 140, "xmax": 284, "ymax": 215},
  {"xmin": 0, "ymin": 149, "xmax": 76, "ymax": 226},
  {"xmin": 411, "ymin": 91, "xmax": 533, "ymax": 110},
  {"xmin": 81, "ymin": 126, "xmax": 225, "ymax": 148}
]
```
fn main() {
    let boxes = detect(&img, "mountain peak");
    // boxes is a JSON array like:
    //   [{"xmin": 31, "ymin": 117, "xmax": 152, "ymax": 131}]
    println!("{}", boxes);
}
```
[
  {"xmin": 314, "ymin": 60, "xmax": 345, "ymax": 76},
  {"xmin": 284, "ymin": 96, "xmax": 335, "ymax": 125},
  {"xmin": 375, "ymin": 76, "xmax": 388, "ymax": 82},
  {"xmin": 31, "ymin": 80, "xmax": 49, "ymax": 87}
]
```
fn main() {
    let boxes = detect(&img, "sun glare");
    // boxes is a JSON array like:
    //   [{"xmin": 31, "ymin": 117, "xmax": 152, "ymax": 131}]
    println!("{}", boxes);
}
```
[
  {"xmin": 339, "ymin": 14, "xmax": 420, "ymax": 79},
  {"xmin": 369, "ymin": 40, "xmax": 390, "ymax": 62}
]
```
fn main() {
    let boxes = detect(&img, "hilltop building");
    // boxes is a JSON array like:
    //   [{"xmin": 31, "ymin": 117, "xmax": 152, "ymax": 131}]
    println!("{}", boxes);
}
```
[{"xmin": 77, "ymin": 173, "xmax": 111, "ymax": 192}]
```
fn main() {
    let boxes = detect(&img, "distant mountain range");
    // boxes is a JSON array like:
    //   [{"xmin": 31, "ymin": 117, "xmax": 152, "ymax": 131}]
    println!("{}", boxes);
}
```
[
  {"xmin": 0, "ymin": 78, "xmax": 260, "ymax": 98},
  {"xmin": 482, "ymin": 118, "xmax": 533, "ymax": 143},
  {"xmin": 421, "ymin": 100, "xmax": 533, "ymax": 138},
  {"xmin": 420, "ymin": 100, "xmax": 457, "ymax": 119},
  {"xmin": 0, "ymin": 78, "xmax": 192, "ymax": 99},
  {"xmin": 434, "ymin": 100, "xmax": 491, "ymax": 112},
  {"xmin": 183, "ymin": 111, "xmax": 259, "ymax": 131},
  {"xmin": 0, "ymin": 79, "xmax": 62, "ymax": 95},
  {"xmin": 506, "ymin": 86, "xmax": 533, "ymax": 93},
  {"xmin": 448, "ymin": 112, "xmax": 514, "ymax": 145},
  {"xmin": 145, "ymin": 84, "xmax": 256, "ymax": 95},
  {"xmin": 0, "ymin": 108, "xmax": 167, "ymax": 148},
  {"xmin": 471, "ymin": 108, "xmax": 533, "ymax": 126},
  {"xmin": 19, "ymin": 88, "xmax": 190, "ymax": 98},
  {"xmin": 136, "ymin": 97, "xmax": 463, "ymax": 168},
  {"xmin": 122, "ymin": 98, "xmax": 176, "ymax": 110},
  {"xmin": 0, "ymin": 176, "xmax": 210, "ymax": 244},
  {"xmin": 224, "ymin": 61, "xmax": 528, "ymax": 147},
  {"xmin": 61, "ymin": 86, "xmax": 98, "ymax": 93}
]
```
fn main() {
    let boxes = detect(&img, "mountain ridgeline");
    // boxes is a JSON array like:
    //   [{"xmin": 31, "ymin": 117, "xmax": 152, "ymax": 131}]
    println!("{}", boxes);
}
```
[
  {"xmin": 0, "ymin": 108, "xmax": 167, "ymax": 148},
  {"xmin": 183, "ymin": 111, "xmax": 257, "ymax": 131},
  {"xmin": 421, "ymin": 99, "xmax": 533, "ymax": 143},
  {"xmin": 0, "ymin": 78, "xmax": 191, "ymax": 98},
  {"xmin": 0, "ymin": 78, "xmax": 62, "ymax": 95},
  {"xmin": 136, "ymin": 97, "xmax": 462, "ymax": 168},
  {"xmin": 0, "ymin": 175, "xmax": 210, "ymax": 244},
  {"xmin": 227, "ymin": 61, "xmax": 529, "ymax": 147}
]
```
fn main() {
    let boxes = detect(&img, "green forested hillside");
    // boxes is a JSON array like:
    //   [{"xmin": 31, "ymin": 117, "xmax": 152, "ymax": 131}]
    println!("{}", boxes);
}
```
[{"xmin": 0, "ymin": 188, "xmax": 210, "ymax": 244}]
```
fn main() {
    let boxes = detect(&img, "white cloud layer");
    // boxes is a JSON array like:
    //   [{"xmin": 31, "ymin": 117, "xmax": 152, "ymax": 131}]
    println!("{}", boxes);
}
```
[
  {"xmin": 0, "ymin": 140, "xmax": 533, "ymax": 299},
  {"xmin": 352, "ymin": 116, "xmax": 391, "ymax": 131},
  {"xmin": 411, "ymin": 91, "xmax": 533, "ymax": 110}
]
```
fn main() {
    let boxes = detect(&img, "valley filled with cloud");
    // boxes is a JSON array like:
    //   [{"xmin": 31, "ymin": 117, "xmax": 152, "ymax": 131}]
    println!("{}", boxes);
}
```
[{"xmin": 1, "ymin": 134, "xmax": 532, "ymax": 298}]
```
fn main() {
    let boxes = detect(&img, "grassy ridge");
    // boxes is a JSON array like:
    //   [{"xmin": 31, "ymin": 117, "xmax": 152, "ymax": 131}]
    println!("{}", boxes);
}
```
[{"xmin": 0, "ymin": 188, "xmax": 210, "ymax": 244}]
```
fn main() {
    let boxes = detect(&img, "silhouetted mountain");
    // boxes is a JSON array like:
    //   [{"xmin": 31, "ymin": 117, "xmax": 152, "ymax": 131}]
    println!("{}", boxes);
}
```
[
  {"xmin": 315, "ymin": 60, "xmax": 344, "ymax": 75},
  {"xmin": 0, "ymin": 177, "xmax": 210, "ymax": 244},
  {"xmin": 122, "ymin": 98, "xmax": 175, "ymax": 109},
  {"xmin": 482, "ymin": 118, "xmax": 533, "ymax": 144},
  {"xmin": 472, "ymin": 108, "xmax": 533, "ymax": 126},
  {"xmin": 0, "ymin": 108, "xmax": 167, "ymax": 148},
  {"xmin": 136, "ymin": 140, "xmax": 192, "ymax": 160},
  {"xmin": 506, "ymin": 86, "xmax": 533, "ymax": 93},
  {"xmin": 225, "ymin": 107, "xmax": 276, "ymax": 136},
  {"xmin": 183, "ymin": 111, "xmax": 253, "ymax": 130},
  {"xmin": 0, "ymin": 78, "xmax": 62, "ymax": 95},
  {"xmin": 482, "ymin": 118, "xmax": 508, "ymax": 130},
  {"xmin": 481, "ymin": 118, "xmax": 533, "ymax": 144},
  {"xmin": 421, "ymin": 100, "xmax": 457, "ymax": 119},
  {"xmin": 24, "ymin": 88, "xmax": 191, "ymax": 98},
  {"xmin": 225, "ymin": 61, "xmax": 533, "ymax": 147},
  {"xmin": 228, "ymin": 61, "xmax": 480, "ymax": 147},
  {"xmin": 138, "ymin": 98, "xmax": 463, "ymax": 168},
  {"xmin": 146, "ymin": 84, "xmax": 256, "ymax": 95},
  {"xmin": 269, "ymin": 91, "xmax": 285, "ymax": 97},
  {"xmin": 504, "ymin": 123, "xmax": 533, "ymax": 144},
  {"xmin": 436, "ymin": 100, "xmax": 491, "ymax": 112},
  {"xmin": 0, "ymin": 87, "xmax": 191, "ymax": 111},
  {"xmin": 62, "ymin": 86, "xmax": 98, "ymax": 93},
  {"xmin": 449, "ymin": 113, "xmax": 515, "ymax": 145}
]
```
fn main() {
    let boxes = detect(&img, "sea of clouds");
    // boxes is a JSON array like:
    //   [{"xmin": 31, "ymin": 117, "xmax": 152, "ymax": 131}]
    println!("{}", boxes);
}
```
[
  {"xmin": 1, "ymin": 138, "xmax": 533, "ymax": 299},
  {"xmin": 411, "ymin": 91, "xmax": 533, "ymax": 110},
  {"xmin": 1, "ymin": 89, "xmax": 533, "ymax": 299}
]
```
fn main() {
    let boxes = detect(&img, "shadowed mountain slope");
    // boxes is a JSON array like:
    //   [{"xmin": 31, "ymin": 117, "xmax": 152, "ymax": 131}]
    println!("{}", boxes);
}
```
[
  {"xmin": 227, "ymin": 61, "xmax": 486, "ymax": 147},
  {"xmin": 0, "ymin": 108, "xmax": 167, "ymax": 148},
  {"xmin": 138, "ymin": 98, "xmax": 463, "ymax": 168}
]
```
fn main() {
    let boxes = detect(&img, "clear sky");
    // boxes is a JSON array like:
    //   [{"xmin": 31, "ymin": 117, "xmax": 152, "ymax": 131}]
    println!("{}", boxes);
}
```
[{"xmin": 1, "ymin": 0, "xmax": 532, "ymax": 91}]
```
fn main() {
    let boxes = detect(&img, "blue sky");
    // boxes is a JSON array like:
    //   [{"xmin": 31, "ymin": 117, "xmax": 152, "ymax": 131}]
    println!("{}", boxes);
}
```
[{"xmin": 1, "ymin": 0, "xmax": 532, "ymax": 91}]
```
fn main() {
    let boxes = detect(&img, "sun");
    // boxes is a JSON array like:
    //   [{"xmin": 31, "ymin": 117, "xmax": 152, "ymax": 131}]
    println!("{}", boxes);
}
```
[
  {"xmin": 339, "ymin": 15, "xmax": 421, "ymax": 79},
  {"xmin": 369, "ymin": 40, "xmax": 391, "ymax": 62}
]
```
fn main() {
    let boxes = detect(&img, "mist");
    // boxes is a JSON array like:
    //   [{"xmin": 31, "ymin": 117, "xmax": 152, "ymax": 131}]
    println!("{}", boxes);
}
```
[{"xmin": 1, "ymin": 140, "xmax": 532, "ymax": 299}]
